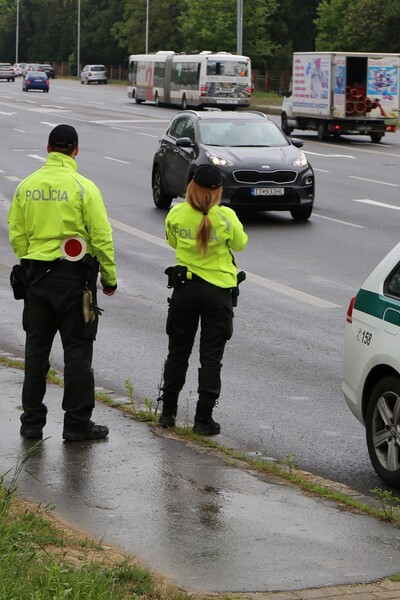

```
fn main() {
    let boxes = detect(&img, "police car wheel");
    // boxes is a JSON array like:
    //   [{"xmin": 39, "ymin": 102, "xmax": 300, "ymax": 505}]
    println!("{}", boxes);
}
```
[
  {"xmin": 152, "ymin": 166, "xmax": 173, "ymax": 209},
  {"xmin": 366, "ymin": 376, "xmax": 400, "ymax": 487}
]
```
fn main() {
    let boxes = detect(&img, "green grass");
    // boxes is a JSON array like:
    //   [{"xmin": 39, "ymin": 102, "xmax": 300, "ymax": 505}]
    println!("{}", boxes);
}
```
[{"xmin": 250, "ymin": 89, "xmax": 282, "ymax": 106}]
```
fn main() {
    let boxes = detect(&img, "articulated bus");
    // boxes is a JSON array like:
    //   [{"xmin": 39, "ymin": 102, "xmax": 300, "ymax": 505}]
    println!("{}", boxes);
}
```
[{"xmin": 127, "ymin": 51, "xmax": 252, "ymax": 109}]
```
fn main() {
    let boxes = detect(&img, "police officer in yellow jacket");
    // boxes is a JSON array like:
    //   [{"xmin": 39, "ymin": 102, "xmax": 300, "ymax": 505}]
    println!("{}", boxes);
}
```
[
  {"xmin": 8, "ymin": 124, "xmax": 117, "ymax": 441},
  {"xmin": 160, "ymin": 164, "xmax": 248, "ymax": 435}
]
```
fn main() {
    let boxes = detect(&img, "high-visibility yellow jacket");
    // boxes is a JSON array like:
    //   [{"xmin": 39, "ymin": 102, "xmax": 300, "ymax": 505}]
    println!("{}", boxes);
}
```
[
  {"xmin": 8, "ymin": 152, "xmax": 117, "ymax": 287},
  {"xmin": 165, "ymin": 202, "xmax": 248, "ymax": 288}
]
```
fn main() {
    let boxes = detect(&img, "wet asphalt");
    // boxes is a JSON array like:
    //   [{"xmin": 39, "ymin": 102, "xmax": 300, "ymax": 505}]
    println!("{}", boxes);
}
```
[{"xmin": 1, "ymin": 350, "xmax": 400, "ymax": 594}]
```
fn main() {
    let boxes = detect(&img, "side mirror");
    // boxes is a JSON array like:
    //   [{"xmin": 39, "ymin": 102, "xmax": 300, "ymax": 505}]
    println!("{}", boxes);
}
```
[
  {"xmin": 291, "ymin": 138, "xmax": 303, "ymax": 148},
  {"xmin": 176, "ymin": 137, "xmax": 193, "ymax": 148}
]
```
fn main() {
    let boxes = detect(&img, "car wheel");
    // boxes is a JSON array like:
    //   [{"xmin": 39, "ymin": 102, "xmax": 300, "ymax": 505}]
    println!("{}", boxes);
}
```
[
  {"xmin": 370, "ymin": 133, "xmax": 383, "ymax": 143},
  {"xmin": 317, "ymin": 121, "xmax": 329, "ymax": 141},
  {"xmin": 366, "ymin": 375, "xmax": 400, "ymax": 487},
  {"xmin": 152, "ymin": 166, "xmax": 173, "ymax": 209},
  {"xmin": 290, "ymin": 206, "xmax": 313, "ymax": 221},
  {"xmin": 181, "ymin": 95, "xmax": 188, "ymax": 110},
  {"xmin": 135, "ymin": 95, "xmax": 144, "ymax": 104},
  {"xmin": 281, "ymin": 114, "xmax": 293, "ymax": 136},
  {"xmin": 81, "ymin": 80, "xmax": 84, "ymax": 84}
]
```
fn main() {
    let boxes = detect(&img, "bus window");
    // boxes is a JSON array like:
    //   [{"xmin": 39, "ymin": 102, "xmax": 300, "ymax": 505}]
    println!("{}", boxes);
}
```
[
  {"xmin": 129, "ymin": 60, "xmax": 138, "ymax": 84},
  {"xmin": 154, "ymin": 61, "xmax": 165, "ymax": 86},
  {"xmin": 206, "ymin": 60, "xmax": 249, "ymax": 77},
  {"xmin": 172, "ymin": 61, "xmax": 200, "ymax": 89}
]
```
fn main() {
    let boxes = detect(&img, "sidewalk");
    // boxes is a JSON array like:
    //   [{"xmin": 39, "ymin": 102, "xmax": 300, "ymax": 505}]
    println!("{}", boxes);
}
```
[{"xmin": 1, "ymin": 349, "xmax": 400, "ymax": 598}]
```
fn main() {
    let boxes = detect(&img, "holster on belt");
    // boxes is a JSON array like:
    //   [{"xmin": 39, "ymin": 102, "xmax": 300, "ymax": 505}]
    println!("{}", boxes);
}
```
[
  {"xmin": 81, "ymin": 255, "xmax": 102, "ymax": 323},
  {"xmin": 165, "ymin": 265, "xmax": 188, "ymax": 289},
  {"xmin": 10, "ymin": 264, "xmax": 28, "ymax": 300},
  {"xmin": 232, "ymin": 270, "xmax": 246, "ymax": 307}
]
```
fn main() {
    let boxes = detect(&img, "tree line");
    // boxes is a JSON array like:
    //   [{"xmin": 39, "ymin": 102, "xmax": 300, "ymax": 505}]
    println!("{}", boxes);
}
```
[{"xmin": 0, "ymin": 0, "xmax": 398, "ymax": 73}]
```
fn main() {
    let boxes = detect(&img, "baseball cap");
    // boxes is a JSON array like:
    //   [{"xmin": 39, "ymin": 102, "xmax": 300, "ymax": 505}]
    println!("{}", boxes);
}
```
[
  {"xmin": 48, "ymin": 124, "xmax": 78, "ymax": 149},
  {"xmin": 193, "ymin": 164, "xmax": 222, "ymax": 189}
]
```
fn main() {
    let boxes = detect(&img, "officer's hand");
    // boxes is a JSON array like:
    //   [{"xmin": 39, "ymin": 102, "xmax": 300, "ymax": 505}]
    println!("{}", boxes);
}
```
[{"xmin": 102, "ymin": 288, "xmax": 116, "ymax": 296}]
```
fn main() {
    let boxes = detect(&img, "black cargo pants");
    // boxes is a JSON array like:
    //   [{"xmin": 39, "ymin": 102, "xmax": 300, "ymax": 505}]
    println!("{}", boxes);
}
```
[
  {"xmin": 20, "ymin": 259, "xmax": 99, "ymax": 432},
  {"xmin": 162, "ymin": 279, "xmax": 234, "ymax": 406}
]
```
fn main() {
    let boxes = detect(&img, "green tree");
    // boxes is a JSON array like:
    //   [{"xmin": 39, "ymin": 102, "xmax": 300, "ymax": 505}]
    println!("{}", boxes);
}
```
[
  {"xmin": 177, "ymin": 0, "xmax": 279, "ymax": 68},
  {"xmin": 80, "ymin": 0, "xmax": 126, "ymax": 65},
  {"xmin": 268, "ymin": 0, "xmax": 321, "ymax": 72},
  {"xmin": 315, "ymin": 0, "xmax": 400, "ymax": 52},
  {"xmin": 340, "ymin": 0, "xmax": 400, "ymax": 52},
  {"xmin": 314, "ymin": 0, "xmax": 348, "ymax": 50},
  {"xmin": 112, "ymin": 0, "xmax": 186, "ymax": 55}
]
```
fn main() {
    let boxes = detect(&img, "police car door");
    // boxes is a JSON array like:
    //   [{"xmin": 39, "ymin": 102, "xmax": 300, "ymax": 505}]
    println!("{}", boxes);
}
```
[{"xmin": 165, "ymin": 116, "xmax": 196, "ymax": 197}]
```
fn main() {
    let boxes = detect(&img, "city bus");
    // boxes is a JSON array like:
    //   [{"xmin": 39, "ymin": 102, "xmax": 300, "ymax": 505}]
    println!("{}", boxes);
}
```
[{"xmin": 127, "ymin": 51, "xmax": 252, "ymax": 109}]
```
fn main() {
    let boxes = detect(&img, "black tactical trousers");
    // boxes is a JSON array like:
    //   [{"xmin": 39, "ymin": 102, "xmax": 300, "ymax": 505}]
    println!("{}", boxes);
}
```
[
  {"xmin": 162, "ymin": 280, "xmax": 234, "ymax": 408},
  {"xmin": 20, "ymin": 260, "xmax": 98, "ymax": 432}
]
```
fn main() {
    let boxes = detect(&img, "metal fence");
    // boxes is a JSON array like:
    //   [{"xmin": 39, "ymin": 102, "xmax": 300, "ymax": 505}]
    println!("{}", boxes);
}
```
[
  {"xmin": 53, "ymin": 62, "xmax": 128, "ymax": 80},
  {"xmin": 53, "ymin": 62, "xmax": 288, "ymax": 90}
]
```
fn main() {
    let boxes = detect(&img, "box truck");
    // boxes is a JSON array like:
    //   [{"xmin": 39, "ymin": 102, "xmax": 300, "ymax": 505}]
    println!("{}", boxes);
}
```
[{"xmin": 280, "ymin": 52, "xmax": 400, "ymax": 143}]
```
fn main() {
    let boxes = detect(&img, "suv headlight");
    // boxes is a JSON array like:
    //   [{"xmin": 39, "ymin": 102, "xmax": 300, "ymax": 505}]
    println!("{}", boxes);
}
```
[
  {"xmin": 292, "ymin": 152, "xmax": 308, "ymax": 167},
  {"xmin": 207, "ymin": 152, "xmax": 234, "ymax": 167}
]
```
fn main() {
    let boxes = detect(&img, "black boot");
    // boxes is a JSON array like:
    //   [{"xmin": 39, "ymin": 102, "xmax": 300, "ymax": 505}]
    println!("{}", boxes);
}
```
[
  {"xmin": 193, "ymin": 401, "xmax": 221, "ymax": 436},
  {"xmin": 159, "ymin": 393, "xmax": 178, "ymax": 428}
]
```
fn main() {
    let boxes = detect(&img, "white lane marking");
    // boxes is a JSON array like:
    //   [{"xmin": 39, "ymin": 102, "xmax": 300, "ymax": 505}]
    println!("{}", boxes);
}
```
[
  {"xmin": 0, "ymin": 110, "xmax": 16, "ymax": 115},
  {"xmin": 354, "ymin": 198, "xmax": 400, "ymax": 211},
  {"xmin": 349, "ymin": 175, "xmax": 399, "ymax": 187},
  {"xmin": 137, "ymin": 132, "xmax": 157, "ymax": 138},
  {"xmin": 105, "ymin": 156, "xmax": 130, "ymax": 164},
  {"xmin": 27, "ymin": 154, "xmax": 46, "ymax": 162},
  {"xmin": 41, "ymin": 105, "xmax": 66, "ymax": 109},
  {"xmin": 312, "ymin": 213, "xmax": 364, "ymax": 228},
  {"xmin": 0, "ymin": 169, "xmax": 4, "ymax": 173},
  {"xmin": 4, "ymin": 175, "xmax": 22, "ymax": 182},
  {"xmin": 13, "ymin": 128, "xmax": 26, "ymax": 133},
  {"xmin": 245, "ymin": 272, "xmax": 339, "ymax": 308},
  {"xmin": 90, "ymin": 118, "xmax": 169, "ymax": 124},
  {"xmin": 111, "ymin": 127, "xmax": 130, "ymax": 132},
  {"xmin": 29, "ymin": 107, "xmax": 70, "ymax": 113},
  {"xmin": 41, "ymin": 121, "xmax": 59, "ymax": 127},
  {"xmin": 109, "ymin": 218, "xmax": 340, "ymax": 309},
  {"xmin": 305, "ymin": 151, "xmax": 356, "ymax": 159},
  {"xmin": 313, "ymin": 168, "xmax": 330, "ymax": 173}
]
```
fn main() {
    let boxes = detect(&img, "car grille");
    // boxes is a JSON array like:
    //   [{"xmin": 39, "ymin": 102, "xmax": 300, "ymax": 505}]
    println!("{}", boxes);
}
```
[{"xmin": 232, "ymin": 170, "xmax": 298, "ymax": 184}]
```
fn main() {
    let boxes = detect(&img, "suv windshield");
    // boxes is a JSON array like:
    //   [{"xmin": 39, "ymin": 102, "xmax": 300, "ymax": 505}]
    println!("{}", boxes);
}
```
[{"xmin": 199, "ymin": 119, "xmax": 289, "ymax": 147}]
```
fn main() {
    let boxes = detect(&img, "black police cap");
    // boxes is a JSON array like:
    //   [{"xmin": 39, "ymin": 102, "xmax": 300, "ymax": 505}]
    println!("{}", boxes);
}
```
[
  {"xmin": 48, "ymin": 124, "xmax": 79, "ymax": 149},
  {"xmin": 193, "ymin": 164, "xmax": 222, "ymax": 189}
]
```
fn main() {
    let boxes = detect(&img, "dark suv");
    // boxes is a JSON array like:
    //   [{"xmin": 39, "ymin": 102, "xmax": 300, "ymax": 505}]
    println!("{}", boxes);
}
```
[{"xmin": 151, "ymin": 110, "xmax": 315, "ymax": 221}]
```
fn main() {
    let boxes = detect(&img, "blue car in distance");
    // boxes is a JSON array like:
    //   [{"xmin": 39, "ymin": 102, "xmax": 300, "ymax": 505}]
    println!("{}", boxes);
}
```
[{"xmin": 22, "ymin": 71, "xmax": 49, "ymax": 92}]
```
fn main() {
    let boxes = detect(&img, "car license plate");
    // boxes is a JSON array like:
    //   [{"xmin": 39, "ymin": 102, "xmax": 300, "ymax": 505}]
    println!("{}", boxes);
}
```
[{"xmin": 251, "ymin": 188, "xmax": 284, "ymax": 196}]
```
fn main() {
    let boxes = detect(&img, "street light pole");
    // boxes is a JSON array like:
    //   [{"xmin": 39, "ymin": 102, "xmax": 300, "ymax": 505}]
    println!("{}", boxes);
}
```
[
  {"xmin": 77, "ymin": 0, "xmax": 81, "ymax": 77},
  {"xmin": 237, "ymin": 0, "xmax": 243, "ymax": 55},
  {"xmin": 145, "ymin": 0, "xmax": 149, "ymax": 53},
  {"xmin": 15, "ymin": 0, "xmax": 19, "ymax": 63}
]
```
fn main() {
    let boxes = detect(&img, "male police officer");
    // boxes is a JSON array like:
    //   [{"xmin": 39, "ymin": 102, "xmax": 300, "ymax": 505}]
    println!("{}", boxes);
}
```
[{"xmin": 8, "ymin": 124, "xmax": 117, "ymax": 441}]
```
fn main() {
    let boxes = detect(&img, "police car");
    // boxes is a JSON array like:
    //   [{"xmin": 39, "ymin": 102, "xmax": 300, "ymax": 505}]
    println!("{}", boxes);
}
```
[{"xmin": 343, "ymin": 242, "xmax": 400, "ymax": 487}]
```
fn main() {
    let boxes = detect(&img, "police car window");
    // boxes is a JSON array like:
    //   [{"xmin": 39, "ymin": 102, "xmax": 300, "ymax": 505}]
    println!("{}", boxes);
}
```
[
  {"xmin": 385, "ymin": 263, "xmax": 400, "ymax": 298},
  {"xmin": 169, "ymin": 118, "xmax": 188, "ymax": 139}
]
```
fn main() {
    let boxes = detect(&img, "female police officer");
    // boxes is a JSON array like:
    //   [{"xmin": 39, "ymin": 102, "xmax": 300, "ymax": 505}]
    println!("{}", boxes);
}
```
[{"xmin": 160, "ymin": 164, "xmax": 248, "ymax": 435}]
